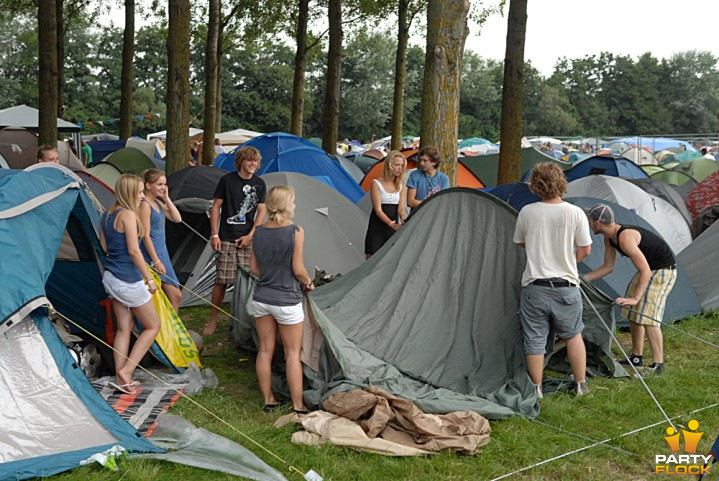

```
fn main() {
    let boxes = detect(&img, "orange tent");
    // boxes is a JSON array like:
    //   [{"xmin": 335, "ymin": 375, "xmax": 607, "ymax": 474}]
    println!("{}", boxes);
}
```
[{"xmin": 360, "ymin": 155, "xmax": 484, "ymax": 192}]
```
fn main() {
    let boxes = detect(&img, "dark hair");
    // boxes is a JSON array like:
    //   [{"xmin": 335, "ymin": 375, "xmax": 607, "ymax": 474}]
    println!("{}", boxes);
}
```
[
  {"xmin": 529, "ymin": 163, "xmax": 567, "ymax": 199},
  {"xmin": 36, "ymin": 144, "xmax": 57, "ymax": 160},
  {"xmin": 418, "ymin": 145, "xmax": 441, "ymax": 168}
]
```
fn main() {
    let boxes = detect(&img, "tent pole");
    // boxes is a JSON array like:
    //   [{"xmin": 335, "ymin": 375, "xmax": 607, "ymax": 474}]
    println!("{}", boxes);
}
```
[
  {"xmin": 621, "ymin": 307, "xmax": 719, "ymax": 350},
  {"xmin": 580, "ymin": 287, "xmax": 675, "ymax": 430},
  {"xmin": 529, "ymin": 419, "xmax": 635, "ymax": 457}
]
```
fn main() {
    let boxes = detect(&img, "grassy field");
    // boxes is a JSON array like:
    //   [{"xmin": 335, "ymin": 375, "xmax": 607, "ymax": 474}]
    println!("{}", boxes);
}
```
[{"xmin": 56, "ymin": 307, "xmax": 719, "ymax": 481}]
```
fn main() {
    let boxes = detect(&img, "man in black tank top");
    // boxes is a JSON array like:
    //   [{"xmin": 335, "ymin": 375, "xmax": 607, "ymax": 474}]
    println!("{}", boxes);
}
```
[{"xmin": 584, "ymin": 204, "xmax": 677, "ymax": 376}]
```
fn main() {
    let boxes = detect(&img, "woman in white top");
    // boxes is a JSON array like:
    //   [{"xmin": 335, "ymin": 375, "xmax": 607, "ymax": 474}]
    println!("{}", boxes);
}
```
[{"xmin": 364, "ymin": 150, "xmax": 407, "ymax": 258}]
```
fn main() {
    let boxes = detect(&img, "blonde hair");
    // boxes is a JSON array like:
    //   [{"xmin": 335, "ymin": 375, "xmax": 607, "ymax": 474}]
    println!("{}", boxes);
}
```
[
  {"xmin": 234, "ymin": 146, "xmax": 262, "ymax": 171},
  {"xmin": 111, "ymin": 174, "xmax": 145, "ymax": 237},
  {"xmin": 383, "ymin": 150, "xmax": 406, "ymax": 190},
  {"xmin": 266, "ymin": 185, "xmax": 295, "ymax": 224},
  {"xmin": 529, "ymin": 163, "xmax": 567, "ymax": 199}
]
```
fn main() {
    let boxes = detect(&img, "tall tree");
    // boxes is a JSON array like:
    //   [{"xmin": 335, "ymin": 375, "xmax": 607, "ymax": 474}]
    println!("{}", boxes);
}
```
[
  {"xmin": 119, "ymin": 0, "xmax": 135, "ymax": 139},
  {"xmin": 166, "ymin": 0, "xmax": 190, "ymax": 174},
  {"xmin": 420, "ymin": 0, "xmax": 469, "ymax": 185},
  {"xmin": 39, "ymin": 0, "xmax": 59, "ymax": 145},
  {"xmin": 202, "ymin": 0, "xmax": 220, "ymax": 165},
  {"xmin": 496, "ymin": 0, "xmax": 527, "ymax": 185},
  {"xmin": 321, "ymin": 0, "xmax": 342, "ymax": 154},
  {"xmin": 289, "ymin": 0, "xmax": 309, "ymax": 136}
]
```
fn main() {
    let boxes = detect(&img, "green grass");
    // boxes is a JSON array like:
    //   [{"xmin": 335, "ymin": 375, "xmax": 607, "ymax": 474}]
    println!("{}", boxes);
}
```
[{"xmin": 55, "ymin": 308, "xmax": 719, "ymax": 480}]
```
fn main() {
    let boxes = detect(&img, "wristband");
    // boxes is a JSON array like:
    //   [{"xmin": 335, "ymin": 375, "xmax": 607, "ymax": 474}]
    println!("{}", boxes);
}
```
[{"xmin": 210, "ymin": 234, "xmax": 219, "ymax": 239}]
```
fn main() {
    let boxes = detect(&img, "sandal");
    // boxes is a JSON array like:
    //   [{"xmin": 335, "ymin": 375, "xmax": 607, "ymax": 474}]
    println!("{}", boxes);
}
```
[
  {"xmin": 108, "ymin": 381, "xmax": 137, "ymax": 395},
  {"xmin": 293, "ymin": 408, "xmax": 310, "ymax": 415},
  {"xmin": 262, "ymin": 403, "xmax": 281, "ymax": 412}
]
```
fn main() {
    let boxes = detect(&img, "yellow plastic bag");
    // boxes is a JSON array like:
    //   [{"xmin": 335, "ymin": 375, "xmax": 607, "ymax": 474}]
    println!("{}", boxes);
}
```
[{"xmin": 149, "ymin": 268, "xmax": 202, "ymax": 368}]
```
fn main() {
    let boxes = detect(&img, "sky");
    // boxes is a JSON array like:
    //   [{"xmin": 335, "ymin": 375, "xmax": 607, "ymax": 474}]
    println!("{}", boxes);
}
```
[{"xmin": 464, "ymin": 0, "xmax": 719, "ymax": 76}]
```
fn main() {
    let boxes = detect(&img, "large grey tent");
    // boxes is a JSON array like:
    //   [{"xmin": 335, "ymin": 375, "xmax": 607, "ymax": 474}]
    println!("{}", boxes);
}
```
[
  {"xmin": 678, "ymin": 220, "xmax": 719, "ymax": 311},
  {"xmin": 232, "ymin": 189, "xmax": 623, "ymax": 420}
]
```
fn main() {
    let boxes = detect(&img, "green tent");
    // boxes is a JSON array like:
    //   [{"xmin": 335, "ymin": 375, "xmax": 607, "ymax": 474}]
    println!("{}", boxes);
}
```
[
  {"xmin": 104, "ymin": 147, "xmax": 156, "ymax": 174},
  {"xmin": 231, "ymin": 188, "xmax": 622, "ymax": 419},
  {"xmin": 462, "ymin": 147, "xmax": 568, "ymax": 187},
  {"xmin": 640, "ymin": 165, "xmax": 665, "ymax": 176},
  {"xmin": 670, "ymin": 157, "xmax": 719, "ymax": 183}
]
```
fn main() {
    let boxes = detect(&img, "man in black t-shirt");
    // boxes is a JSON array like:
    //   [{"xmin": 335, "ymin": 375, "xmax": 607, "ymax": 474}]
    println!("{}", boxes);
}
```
[
  {"xmin": 584, "ymin": 204, "xmax": 677, "ymax": 376},
  {"xmin": 205, "ymin": 146, "xmax": 266, "ymax": 335}
]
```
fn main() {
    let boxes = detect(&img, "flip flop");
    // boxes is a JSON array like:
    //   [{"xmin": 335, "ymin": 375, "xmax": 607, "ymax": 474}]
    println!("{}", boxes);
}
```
[
  {"xmin": 109, "ymin": 381, "xmax": 137, "ymax": 394},
  {"xmin": 262, "ymin": 403, "xmax": 281, "ymax": 412}
]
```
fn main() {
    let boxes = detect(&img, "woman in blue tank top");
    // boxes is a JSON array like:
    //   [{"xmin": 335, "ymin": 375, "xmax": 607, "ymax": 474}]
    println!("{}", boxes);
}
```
[
  {"xmin": 140, "ymin": 169, "xmax": 183, "ymax": 312},
  {"xmin": 100, "ymin": 174, "xmax": 161, "ymax": 394},
  {"xmin": 249, "ymin": 186, "xmax": 314, "ymax": 413}
]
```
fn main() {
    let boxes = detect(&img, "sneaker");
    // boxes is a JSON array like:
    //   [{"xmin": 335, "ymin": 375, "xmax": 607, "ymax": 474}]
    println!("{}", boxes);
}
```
[
  {"xmin": 534, "ymin": 383, "xmax": 543, "ymax": 400},
  {"xmin": 576, "ymin": 380, "xmax": 590, "ymax": 397},
  {"xmin": 618, "ymin": 353, "xmax": 643, "ymax": 367},
  {"xmin": 644, "ymin": 363, "xmax": 665, "ymax": 376}
]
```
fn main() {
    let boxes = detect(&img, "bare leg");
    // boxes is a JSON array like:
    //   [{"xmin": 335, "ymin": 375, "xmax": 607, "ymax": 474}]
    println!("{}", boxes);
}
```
[
  {"xmin": 278, "ymin": 322, "xmax": 305, "ymax": 411},
  {"xmin": 116, "ymin": 300, "xmax": 161, "ymax": 385},
  {"xmin": 644, "ymin": 325, "xmax": 664, "ymax": 364},
  {"xmin": 526, "ymin": 354, "xmax": 544, "ymax": 386},
  {"xmin": 204, "ymin": 283, "xmax": 226, "ymax": 335},
  {"xmin": 112, "ymin": 299, "xmax": 133, "ymax": 378},
  {"xmin": 255, "ymin": 315, "xmax": 278, "ymax": 406},
  {"xmin": 162, "ymin": 283, "xmax": 182, "ymax": 314},
  {"xmin": 629, "ymin": 321, "xmax": 645, "ymax": 356},
  {"xmin": 565, "ymin": 334, "xmax": 587, "ymax": 383}
]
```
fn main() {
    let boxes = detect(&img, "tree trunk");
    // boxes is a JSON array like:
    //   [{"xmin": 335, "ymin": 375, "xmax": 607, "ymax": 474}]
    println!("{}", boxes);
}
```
[
  {"xmin": 39, "ymin": 0, "xmax": 59, "ymax": 146},
  {"xmin": 55, "ymin": 0, "xmax": 65, "ymax": 119},
  {"xmin": 420, "ymin": 0, "xmax": 469, "ymax": 185},
  {"xmin": 119, "ymin": 0, "xmax": 135, "ymax": 139},
  {"xmin": 321, "ymin": 0, "xmax": 342, "ymax": 154},
  {"xmin": 166, "ymin": 0, "xmax": 190, "ymax": 175},
  {"xmin": 497, "ymin": 0, "xmax": 527, "ymax": 185},
  {"xmin": 202, "ymin": 0, "xmax": 220, "ymax": 165},
  {"xmin": 289, "ymin": 0, "xmax": 309, "ymax": 137},
  {"xmin": 215, "ymin": 18, "xmax": 224, "ymax": 132},
  {"xmin": 390, "ymin": 0, "xmax": 410, "ymax": 151}
]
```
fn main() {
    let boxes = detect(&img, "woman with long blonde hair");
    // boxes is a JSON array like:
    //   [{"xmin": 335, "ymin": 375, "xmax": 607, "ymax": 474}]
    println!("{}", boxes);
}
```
[
  {"xmin": 249, "ymin": 185, "xmax": 314, "ymax": 413},
  {"xmin": 140, "ymin": 168, "xmax": 183, "ymax": 312},
  {"xmin": 99, "ymin": 174, "xmax": 161, "ymax": 394},
  {"xmin": 364, "ymin": 150, "xmax": 407, "ymax": 258}
]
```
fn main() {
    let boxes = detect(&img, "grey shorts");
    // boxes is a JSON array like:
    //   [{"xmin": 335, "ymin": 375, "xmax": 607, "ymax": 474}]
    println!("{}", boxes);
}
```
[{"xmin": 519, "ymin": 284, "xmax": 584, "ymax": 355}]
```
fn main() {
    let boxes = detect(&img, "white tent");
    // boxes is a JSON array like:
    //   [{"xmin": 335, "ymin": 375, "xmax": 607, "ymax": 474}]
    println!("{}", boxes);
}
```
[
  {"xmin": 566, "ymin": 175, "xmax": 692, "ymax": 253},
  {"xmin": 215, "ymin": 128, "xmax": 262, "ymax": 148},
  {"xmin": 621, "ymin": 147, "xmax": 658, "ymax": 165},
  {"xmin": 147, "ymin": 128, "xmax": 203, "ymax": 141}
]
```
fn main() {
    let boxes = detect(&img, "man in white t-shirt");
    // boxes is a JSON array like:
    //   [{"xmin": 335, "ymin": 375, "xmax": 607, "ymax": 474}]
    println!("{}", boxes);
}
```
[{"xmin": 513, "ymin": 163, "xmax": 593, "ymax": 398}]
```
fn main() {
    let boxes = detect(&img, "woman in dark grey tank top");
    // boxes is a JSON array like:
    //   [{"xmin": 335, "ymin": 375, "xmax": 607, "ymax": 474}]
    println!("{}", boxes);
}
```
[{"xmin": 249, "ymin": 186, "xmax": 314, "ymax": 414}]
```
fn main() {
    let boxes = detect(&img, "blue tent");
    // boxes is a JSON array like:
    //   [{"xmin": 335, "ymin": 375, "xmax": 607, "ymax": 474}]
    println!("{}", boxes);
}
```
[
  {"xmin": 483, "ymin": 182, "xmax": 539, "ymax": 211},
  {"xmin": 610, "ymin": 137, "xmax": 696, "ymax": 153},
  {"xmin": 563, "ymin": 155, "xmax": 648, "ymax": 181},
  {"xmin": 215, "ymin": 132, "xmax": 364, "ymax": 203},
  {"xmin": 0, "ymin": 165, "xmax": 161, "ymax": 480}
]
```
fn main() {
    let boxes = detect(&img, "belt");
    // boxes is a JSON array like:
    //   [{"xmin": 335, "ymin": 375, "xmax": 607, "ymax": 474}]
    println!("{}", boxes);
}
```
[{"xmin": 530, "ymin": 278, "xmax": 576, "ymax": 288}]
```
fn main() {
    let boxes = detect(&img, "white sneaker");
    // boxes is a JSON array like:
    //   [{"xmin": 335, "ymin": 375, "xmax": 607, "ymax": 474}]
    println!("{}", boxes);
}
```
[
  {"xmin": 576, "ymin": 380, "xmax": 590, "ymax": 397},
  {"xmin": 535, "ymin": 383, "xmax": 543, "ymax": 399}
]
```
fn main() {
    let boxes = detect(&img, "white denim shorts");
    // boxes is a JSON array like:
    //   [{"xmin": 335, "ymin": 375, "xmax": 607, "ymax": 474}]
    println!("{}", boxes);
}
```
[
  {"xmin": 102, "ymin": 270, "xmax": 152, "ymax": 308},
  {"xmin": 249, "ymin": 300, "xmax": 304, "ymax": 325}
]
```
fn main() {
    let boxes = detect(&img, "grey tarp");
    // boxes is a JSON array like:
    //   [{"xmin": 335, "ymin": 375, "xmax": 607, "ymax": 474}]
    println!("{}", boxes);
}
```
[
  {"xmin": 678, "ymin": 220, "xmax": 719, "ymax": 311},
  {"xmin": 235, "ymin": 188, "xmax": 537, "ymax": 419}
]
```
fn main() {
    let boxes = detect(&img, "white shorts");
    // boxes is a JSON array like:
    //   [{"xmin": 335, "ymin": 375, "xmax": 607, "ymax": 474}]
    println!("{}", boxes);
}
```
[
  {"xmin": 250, "ymin": 300, "xmax": 304, "ymax": 325},
  {"xmin": 102, "ymin": 270, "xmax": 152, "ymax": 308}
]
